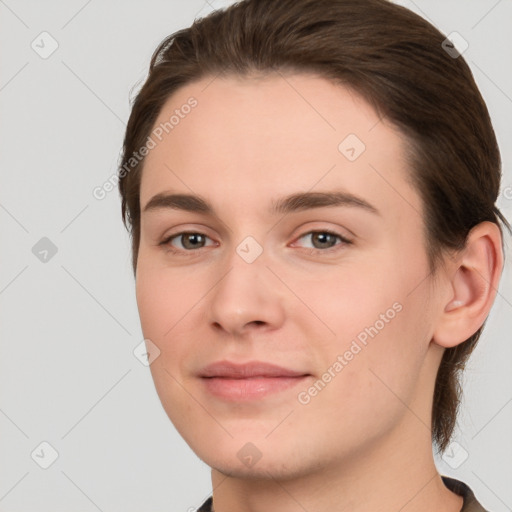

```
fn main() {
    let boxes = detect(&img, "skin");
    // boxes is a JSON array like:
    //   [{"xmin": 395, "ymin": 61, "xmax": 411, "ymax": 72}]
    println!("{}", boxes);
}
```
[{"xmin": 135, "ymin": 73, "xmax": 503, "ymax": 512}]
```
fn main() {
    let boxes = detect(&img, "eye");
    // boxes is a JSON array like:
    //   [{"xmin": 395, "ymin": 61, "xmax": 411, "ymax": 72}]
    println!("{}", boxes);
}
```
[
  {"xmin": 160, "ymin": 232, "xmax": 215, "ymax": 251},
  {"xmin": 293, "ymin": 230, "xmax": 352, "ymax": 251}
]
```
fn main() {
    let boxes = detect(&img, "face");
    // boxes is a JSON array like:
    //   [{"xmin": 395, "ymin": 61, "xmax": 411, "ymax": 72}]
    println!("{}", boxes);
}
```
[{"xmin": 136, "ymin": 73, "xmax": 443, "ymax": 479}]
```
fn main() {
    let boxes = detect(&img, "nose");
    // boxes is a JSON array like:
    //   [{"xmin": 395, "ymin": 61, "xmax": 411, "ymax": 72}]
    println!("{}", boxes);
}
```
[{"xmin": 207, "ymin": 247, "xmax": 286, "ymax": 337}]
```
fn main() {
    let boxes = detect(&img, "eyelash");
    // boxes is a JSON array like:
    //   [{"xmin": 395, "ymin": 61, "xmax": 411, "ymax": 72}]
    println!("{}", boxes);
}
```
[
  {"xmin": 159, "ymin": 230, "xmax": 352, "ymax": 256},
  {"xmin": 293, "ymin": 230, "xmax": 353, "ymax": 254}
]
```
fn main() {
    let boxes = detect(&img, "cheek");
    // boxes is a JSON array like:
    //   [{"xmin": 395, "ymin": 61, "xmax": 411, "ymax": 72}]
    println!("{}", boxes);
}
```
[
  {"xmin": 300, "ymin": 301, "xmax": 429, "ymax": 446},
  {"xmin": 135, "ymin": 262, "xmax": 202, "ymax": 413},
  {"xmin": 293, "ymin": 247, "xmax": 431, "ymax": 398},
  {"xmin": 134, "ymin": 262, "xmax": 204, "ymax": 390},
  {"xmin": 135, "ymin": 258, "xmax": 202, "ymax": 340},
  {"xmin": 286, "ymin": 256, "xmax": 405, "ymax": 351}
]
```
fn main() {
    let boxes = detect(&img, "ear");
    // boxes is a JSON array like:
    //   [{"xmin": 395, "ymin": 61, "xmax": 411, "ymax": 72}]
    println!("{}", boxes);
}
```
[{"xmin": 432, "ymin": 221, "xmax": 504, "ymax": 348}]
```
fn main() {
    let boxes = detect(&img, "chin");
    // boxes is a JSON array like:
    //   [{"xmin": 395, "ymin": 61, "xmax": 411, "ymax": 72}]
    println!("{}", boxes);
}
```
[
  {"xmin": 192, "ymin": 435, "xmax": 330, "ymax": 483},
  {"xmin": 208, "ymin": 456, "xmax": 311, "ymax": 482}
]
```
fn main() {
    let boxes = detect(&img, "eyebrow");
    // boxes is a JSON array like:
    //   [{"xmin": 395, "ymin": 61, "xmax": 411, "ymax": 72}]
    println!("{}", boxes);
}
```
[{"xmin": 142, "ymin": 190, "xmax": 380, "ymax": 216}]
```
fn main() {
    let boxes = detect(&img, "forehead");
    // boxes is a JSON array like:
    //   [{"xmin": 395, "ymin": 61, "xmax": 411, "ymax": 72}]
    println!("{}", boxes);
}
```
[{"xmin": 140, "ymin": 73, "xmax": 421, "ymax": 222}]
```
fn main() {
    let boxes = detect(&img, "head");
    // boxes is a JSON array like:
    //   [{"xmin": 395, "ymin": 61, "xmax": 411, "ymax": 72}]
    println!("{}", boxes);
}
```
[{"xmin": 118, "ymin": 0, "xmax": 509, "ymax": 473}]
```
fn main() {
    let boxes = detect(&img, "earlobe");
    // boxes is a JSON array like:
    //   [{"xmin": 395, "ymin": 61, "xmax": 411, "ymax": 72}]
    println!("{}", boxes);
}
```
[{"xmin": 432, "ymin": 221, "xmax": 503, "ymax": 349}]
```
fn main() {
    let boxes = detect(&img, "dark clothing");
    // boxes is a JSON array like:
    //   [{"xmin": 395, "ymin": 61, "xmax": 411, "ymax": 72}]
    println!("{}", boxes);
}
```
[
  {"xmin": 442, "ymin": 476, "xmax": 488, "ymax": 512},
  {"xmin": 197, "ymin": 476, "xmax": 487, "ymax": 511}
]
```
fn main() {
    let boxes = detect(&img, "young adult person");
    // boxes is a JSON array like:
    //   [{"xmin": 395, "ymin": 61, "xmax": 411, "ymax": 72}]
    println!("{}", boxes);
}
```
[{"xmin": 118, "ymin": 1, "xmax": 510, "ymax": 510}]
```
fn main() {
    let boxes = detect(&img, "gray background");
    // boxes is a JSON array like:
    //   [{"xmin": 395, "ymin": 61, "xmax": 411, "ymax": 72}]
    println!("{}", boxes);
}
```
[{"xmin": 0, "ymin": 0, "xmax": 511, "ymax": 510}]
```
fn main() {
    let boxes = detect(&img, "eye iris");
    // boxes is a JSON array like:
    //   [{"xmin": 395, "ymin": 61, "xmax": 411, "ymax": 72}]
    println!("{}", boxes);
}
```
[
  {"xmin": 312, "ymin": 232, "xmax": 337, "ymax": 249},
  {"xmin": 182, "ymin": 233, "xmax": 205, "ymax": 249}
]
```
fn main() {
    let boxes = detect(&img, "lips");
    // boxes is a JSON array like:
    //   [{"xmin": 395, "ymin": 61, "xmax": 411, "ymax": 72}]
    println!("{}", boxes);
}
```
[
  {"xmin": 199, "ymin": 360, "xmax": 308, "ymax": 379},
  {"xmin": 198, "ymin": 361, "xmax": 310, "ymax": 401}
]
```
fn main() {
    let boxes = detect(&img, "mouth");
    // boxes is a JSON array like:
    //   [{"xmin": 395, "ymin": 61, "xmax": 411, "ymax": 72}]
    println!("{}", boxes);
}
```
[{"xmin": 198, "ymin": 360, "xmax": 311, "ymax": 401}]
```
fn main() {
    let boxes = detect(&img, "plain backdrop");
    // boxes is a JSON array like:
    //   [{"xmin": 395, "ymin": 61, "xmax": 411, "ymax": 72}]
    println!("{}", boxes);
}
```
[{"xmin": 0, "ymin": 1, "xmax": 511, "ymax": 511}]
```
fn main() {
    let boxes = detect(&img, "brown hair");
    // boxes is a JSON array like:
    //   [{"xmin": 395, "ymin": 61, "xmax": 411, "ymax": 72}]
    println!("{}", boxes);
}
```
[{"xmin": 118, "ymin": 0, "xmax": 510, "ymax": 452}]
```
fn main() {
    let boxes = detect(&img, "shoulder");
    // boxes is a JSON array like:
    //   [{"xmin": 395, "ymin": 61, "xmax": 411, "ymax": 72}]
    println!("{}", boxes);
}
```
[{"xmin": 442, "ymin": 476, "xmax": 489, "ymax": 512}]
